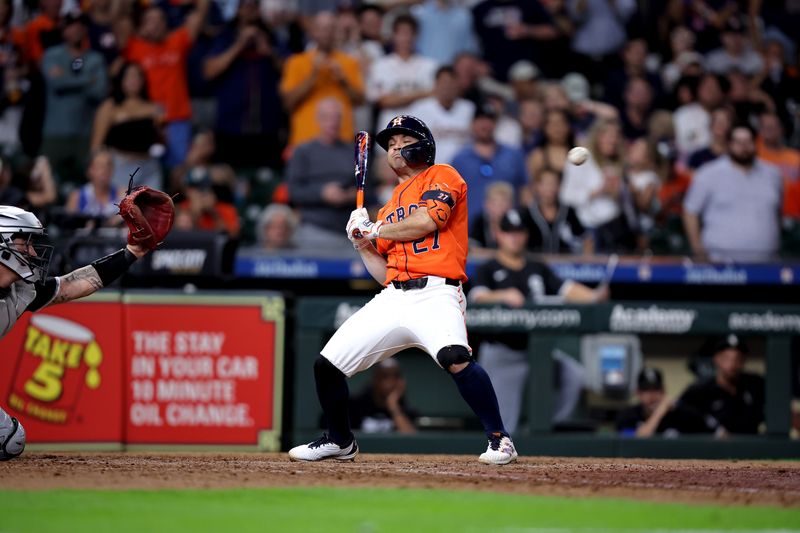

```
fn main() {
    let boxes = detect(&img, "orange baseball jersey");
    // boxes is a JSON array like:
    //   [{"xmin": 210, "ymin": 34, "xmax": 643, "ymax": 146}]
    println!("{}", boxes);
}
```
[{"xmin": 376, "ymin": 164, "xmax": 468, "ymax": 285}]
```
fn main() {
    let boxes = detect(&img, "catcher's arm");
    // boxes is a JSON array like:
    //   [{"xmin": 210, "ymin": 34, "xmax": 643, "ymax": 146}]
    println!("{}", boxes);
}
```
[{"xmin": 46, "ymin": 244, "xmax": 147, "ymax": 307}]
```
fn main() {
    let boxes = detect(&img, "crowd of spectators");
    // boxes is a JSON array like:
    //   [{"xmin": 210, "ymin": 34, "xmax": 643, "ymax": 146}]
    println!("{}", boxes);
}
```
[{"xmin": 0, "ymin": 0, "xmax": 798, "ymax": 263}]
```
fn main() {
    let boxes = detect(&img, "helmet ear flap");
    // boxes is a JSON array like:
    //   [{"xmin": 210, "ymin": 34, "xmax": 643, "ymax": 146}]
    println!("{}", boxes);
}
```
[{"xmin": 400, "ymin": 138, "xmax": 436, "ymax": 166}]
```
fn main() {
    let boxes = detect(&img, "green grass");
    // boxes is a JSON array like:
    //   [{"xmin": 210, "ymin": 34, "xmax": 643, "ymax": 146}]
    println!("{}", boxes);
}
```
[{"xmin": 1, "ymin": 487, "xmax": 798, "ymax": 533}]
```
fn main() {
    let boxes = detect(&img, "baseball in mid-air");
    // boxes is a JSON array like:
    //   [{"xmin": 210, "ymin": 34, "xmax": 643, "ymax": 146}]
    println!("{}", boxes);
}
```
[{"xmin": 568, "ymin": 146, "xmax": 589, "ymax": 166}]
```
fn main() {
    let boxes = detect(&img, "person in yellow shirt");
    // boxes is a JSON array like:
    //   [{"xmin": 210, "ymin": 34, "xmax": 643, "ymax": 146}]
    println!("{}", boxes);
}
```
[{"xmin": 280, "ymin": 11, "xmax": 365, "ymax": 147}]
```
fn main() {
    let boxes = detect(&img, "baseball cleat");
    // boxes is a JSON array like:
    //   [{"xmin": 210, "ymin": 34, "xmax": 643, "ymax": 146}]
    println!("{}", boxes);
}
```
[
  {"xmin": 479, "ymin": 433, "xmax": 518, "ymax": 465},
  {"xmin": 288, "ymin": 434, "xmax": 359, "ymax": 462}
]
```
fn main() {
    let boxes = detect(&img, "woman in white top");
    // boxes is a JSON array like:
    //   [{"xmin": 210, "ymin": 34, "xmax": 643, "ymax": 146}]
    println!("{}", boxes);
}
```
[{"xmin": 560, "ymin": 118, "xmax": 638, "ymax": 251}]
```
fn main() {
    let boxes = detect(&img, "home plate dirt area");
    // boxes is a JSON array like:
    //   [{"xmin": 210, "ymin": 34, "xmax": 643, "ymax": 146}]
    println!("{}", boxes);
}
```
[{"xmin": 3, "ymin": 452, "xmax": 799, "ymax": 507}]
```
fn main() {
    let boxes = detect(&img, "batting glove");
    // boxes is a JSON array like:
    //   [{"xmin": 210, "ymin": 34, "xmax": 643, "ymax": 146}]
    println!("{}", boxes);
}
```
[
  {"xmin": 346, "ymin": 221, "xmax": 369, "ymax": 250},
  {"xmin": 349, "ymin": 216, "xmax": 383, "ymax": 241}
]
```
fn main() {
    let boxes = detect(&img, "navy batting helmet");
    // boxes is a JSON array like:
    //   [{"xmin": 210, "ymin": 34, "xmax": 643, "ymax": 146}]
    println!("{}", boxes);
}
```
[{"xmin": 375, "ymin": 115, "xmax": 436, "ymax": 167}]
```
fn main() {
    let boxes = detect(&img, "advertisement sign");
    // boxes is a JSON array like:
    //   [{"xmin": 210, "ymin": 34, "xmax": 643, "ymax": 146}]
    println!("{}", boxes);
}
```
[
  {"xmin": 123, "ymin": 295, "xmax": 283, "ymax": 448},
  {"xmin": 0, "ymin": 297, "xmax": 124, "ymax": 443}
]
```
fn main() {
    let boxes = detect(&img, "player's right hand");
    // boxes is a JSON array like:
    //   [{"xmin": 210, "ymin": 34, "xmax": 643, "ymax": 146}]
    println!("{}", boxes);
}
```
[
  {"xmin": 348, "ymin": 208, "xmax": 368, "ymax": 222},
  {"xmin": 346, "ymin": 212, "xmax": 370, "ymax": 249}
]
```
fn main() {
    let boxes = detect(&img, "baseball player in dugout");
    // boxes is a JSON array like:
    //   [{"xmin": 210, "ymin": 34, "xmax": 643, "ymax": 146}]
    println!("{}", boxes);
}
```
[
  {"xmin": 0, "ymin": 187, "xmax": 174, "ymax": 457},
  {"xmin": 289, "ymin": 115, "xmax": 518, "ymax": 465}
]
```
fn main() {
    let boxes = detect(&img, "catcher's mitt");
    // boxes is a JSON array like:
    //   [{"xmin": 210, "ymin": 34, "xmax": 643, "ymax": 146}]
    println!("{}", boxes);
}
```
[{"xmin": 118, "ymin": 182, "xmax": 175, "ymax": 251}]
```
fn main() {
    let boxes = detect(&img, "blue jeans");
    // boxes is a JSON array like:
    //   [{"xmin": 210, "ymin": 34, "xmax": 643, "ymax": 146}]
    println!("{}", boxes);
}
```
[{"xmin": 164, "ymin": 120, "xmax": 192, "ymax": 168}]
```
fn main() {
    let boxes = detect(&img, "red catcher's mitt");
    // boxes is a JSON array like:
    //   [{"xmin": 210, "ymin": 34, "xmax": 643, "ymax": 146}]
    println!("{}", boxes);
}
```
[{"xmin": 118, "ymin": 186, "xmax": 175, "ymax": 251}]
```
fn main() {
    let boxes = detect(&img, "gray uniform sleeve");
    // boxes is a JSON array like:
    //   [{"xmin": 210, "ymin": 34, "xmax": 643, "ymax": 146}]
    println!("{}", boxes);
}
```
[{"xmin": 0, "ymin": 282, "xmax": 37, "ymax": 340}]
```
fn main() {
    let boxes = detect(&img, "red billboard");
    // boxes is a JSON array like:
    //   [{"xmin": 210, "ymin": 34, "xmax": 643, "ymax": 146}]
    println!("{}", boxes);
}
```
[
  {"xmin": 123, "ymin": 295, "xmax": 283, "ymax": 446},
  {"xmin": 0, "ymin": 297, "xmax": 124, "ymax": 443},
  {"xmin": 0, "ymin": 292, "xmax": 284, "ymax": 450}
]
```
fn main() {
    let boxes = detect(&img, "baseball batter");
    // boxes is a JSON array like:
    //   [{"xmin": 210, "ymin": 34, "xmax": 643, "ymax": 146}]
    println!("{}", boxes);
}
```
[
  {"xmin": 289, "ymin": 115, "xmax": 518, "ymax": 465},
  {"xmin": 0, "ymin": 190, "xmax": 174, "ymax": 460}
]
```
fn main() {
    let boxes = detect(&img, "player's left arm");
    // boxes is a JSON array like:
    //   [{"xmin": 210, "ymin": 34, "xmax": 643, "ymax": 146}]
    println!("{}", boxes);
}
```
[
  {"xmin": 28, "ymin": 244, "xmax": 147, "ymax": 311},
  {"xmin": 376, "ymin": 207, "xmax": 437, "ymax": 241},
  {"xmin": 379, "ymin": 177, "xmax": 461, "ymax": 241}
]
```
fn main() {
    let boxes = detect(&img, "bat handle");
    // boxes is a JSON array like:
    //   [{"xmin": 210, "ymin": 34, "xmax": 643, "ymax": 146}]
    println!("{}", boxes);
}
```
[{"xmin": 356, "ymin": 190, "xmax": 364, "ymax": 210}]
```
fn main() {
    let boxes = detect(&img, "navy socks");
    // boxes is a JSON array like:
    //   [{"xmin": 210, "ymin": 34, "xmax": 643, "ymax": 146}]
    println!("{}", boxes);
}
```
[
  {"xmin": 450, "ymin": 361, "xmax": 507, "ymax": 437},
  {"xmin": 313, "ymin": 356, "xmax": 353, "ymax": 446}
]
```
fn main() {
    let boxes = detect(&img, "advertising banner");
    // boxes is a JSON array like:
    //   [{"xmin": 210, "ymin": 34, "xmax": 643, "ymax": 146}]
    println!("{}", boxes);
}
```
[
  {"xmin": 0, "ymin": 296, "xmax": 124, "ymax": 444},
  {"xmin": 123, "ymin": 294, "xmax": 284, "ymax": 448}
]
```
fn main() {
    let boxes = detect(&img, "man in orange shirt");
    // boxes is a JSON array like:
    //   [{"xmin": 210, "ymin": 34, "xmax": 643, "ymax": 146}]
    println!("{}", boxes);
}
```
[
  {"xmin": 279, "ymin": 11, "xmax": 363, "ymax": 147},
  {"xmin": 756, "ymin": 112, "xmax": 800, "ymax": 218},
  {"xmin": 21, "ymin": 0, "xmax": 61, "ymax": 65},
  {"xmin": 122, "ymin": 0, "xmax": 209, "ymax": 168},
  {"xmin": 289, "ymin": 115, "xmax": 517, "ymax": 465}
]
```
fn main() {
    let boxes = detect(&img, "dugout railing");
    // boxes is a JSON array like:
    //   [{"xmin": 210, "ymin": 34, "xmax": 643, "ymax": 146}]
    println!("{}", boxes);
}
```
[{"xmin": 292, "ymin": 298, "xmax": 800, "ymax": 459}]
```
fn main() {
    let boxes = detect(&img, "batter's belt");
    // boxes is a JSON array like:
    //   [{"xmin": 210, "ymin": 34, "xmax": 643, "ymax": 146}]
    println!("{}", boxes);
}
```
[{"xmin": 390, "ymin": 277, "xmax": 460, "ymax": 291}]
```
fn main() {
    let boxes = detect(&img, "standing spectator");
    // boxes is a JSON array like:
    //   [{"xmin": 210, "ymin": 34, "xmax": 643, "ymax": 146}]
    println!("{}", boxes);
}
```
[
  {"xmin": 280, "ymin": 11, "xmax": 364, "ymax": 147},
  {"xmin": 409, "ymin": 66, "xmax": 475, "ymax": 165},
  {"xmin": 673, "ymin": 73, "xmax": 726, "ymax": 159},
  {"xmin": 338, "ymin": 5, "xmax": 383, "ymax": 133},
  {"xmin": 679, "ymin": 334, "xmax": 764, "ymax": 436},
  {"xmin": 486, "ymin": 93, "xmax": 523, "ymax": 149},
  {"xmin": 616, "ymin": 367, "xmax": 708, "ymax": 437},
  {"xmin": 704, "ymin": 17, "xmax": 763, "ymax": 77},
  {"xmin": 526, "ymin": 109, "xmax": 573, "ymax": 182},
  {"xmin": 626, "ymin": 138, "xmax": 660, "ymax": 235},
  {"xmin": 41, "ymin": 13, "xmax": 108, "ymax": 185},
  {"xmin": 121, "ymin": 0, "xmax": 210, "ymax": 169},
  {"xmin": 91, "ymin": 62, "xmax": 164, "ymax": 190},
  {"xmin": 468, "ymin": 180, "xmax": 514, "ymax": 256},
  {"xmin": 518, "ymin": 97, "xmax": 544, "ymax": 156},
  {"xmin": 203, "ymin": 0, "xmax": 283, "ymax": 170},
  {"xmin": 21, "ymin": 0, "xmax": 62, "ymax": 65},
  {"xmin": 687, "ymin": 106, "xmax": 733, "ymax": 170},
  {"xmin": 619, "ymin": 76, "xmax": 655, "ymax": 141},
  {"xmin": 683, "ymin": 124, "xmax": 783, "ymax": 262},
  {"xmin": 603, "ymin": 38, "xmax": 663, "ymax": 112},
  {"xmin": 367, "ymin": 14, "xmax": 437, "ymax": 134},
  {"xmin": 560, "ymin": 118, "xmax": 637, "ymax": 251},
  {"xmin": 726, "ymin": 69, "xmax": 774, "ymax": 128},
  {"xmin": 755, "ymin": 30, "xmax": 800, "ymax": 137},
  {"xmin": 568, "ymin": 0, "xmax": 637, "ymax": 84},
  {"xmin": 65, "ymin": 148, "xmax": 122, "ymax": 225},
  {"xmin": 507, "ymin": 60, "xmax": 541, "ymax": 105},
  {"xmin": 451, "ymin": 105, "xmax": 528, "ymax": 227},
  {"xmin": 256, "ymin": 203, "xmax": 298, "ymax": 251},
  {"xmin": 411, "ymin": 0, "xmax": 479, "ymax": 66},
  {"xmin": 86, "ymin": 0, "xmax": 125, "ymax": 65},
  {"xmin": 661, "ymin": 26, "xmax": 701, "ymax": 92},
  {"xmin": 524, "ymin": 168, "xmax": 589, "ymax": 255},
  {"xmin": 757, "ymin": 112, "xmax": 800, "ymax": 219},
  {"xmin": 469, "ymin": 208, "xmax": 608, "ymax": 433},
  {"xmin": 0, "ymin": 0, "xmax": 28, "ymax": 158},
  {"xmin": 286, "ymin": 97, "xmax": 356, "ymax": 251},
  {"xmin": 349, "ymin": 359, "xmax": 417, "ymax": 435},
  {"xmin": 471, "ymin": 0, "xmax": 559, "ymax": 82},
  {"xmin": 452, "ymin": 51, "xmax": 486, "ymax": 107}
]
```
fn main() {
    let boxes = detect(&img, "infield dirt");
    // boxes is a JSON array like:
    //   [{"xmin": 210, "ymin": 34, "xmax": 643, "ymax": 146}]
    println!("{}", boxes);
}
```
[{"xmin": 3, "ymin": 452, "xmax": 799, "ymax": 508}]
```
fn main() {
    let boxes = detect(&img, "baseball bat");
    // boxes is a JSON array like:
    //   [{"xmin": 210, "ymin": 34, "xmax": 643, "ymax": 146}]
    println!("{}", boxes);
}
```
[
  {"xmin": 354, "ymin": 131, "xmax": 370, "ymax": 209},
  {"xmin": 352, "ymin": 131, "xmax": 371, "ymax": 239}
]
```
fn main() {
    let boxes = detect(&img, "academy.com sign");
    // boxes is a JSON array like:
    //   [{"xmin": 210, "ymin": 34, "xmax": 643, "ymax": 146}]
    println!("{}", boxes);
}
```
[
  {"xmin": 728, "ymin": 311, "xmax": 800, "ymax": 332},
  {"xmin": 609, "ymin": 305, "xmax": 697, "ymax": 333},
  {"xmin": 334, "ymin": 303, "xmax": 582, "ymax": 330}
]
